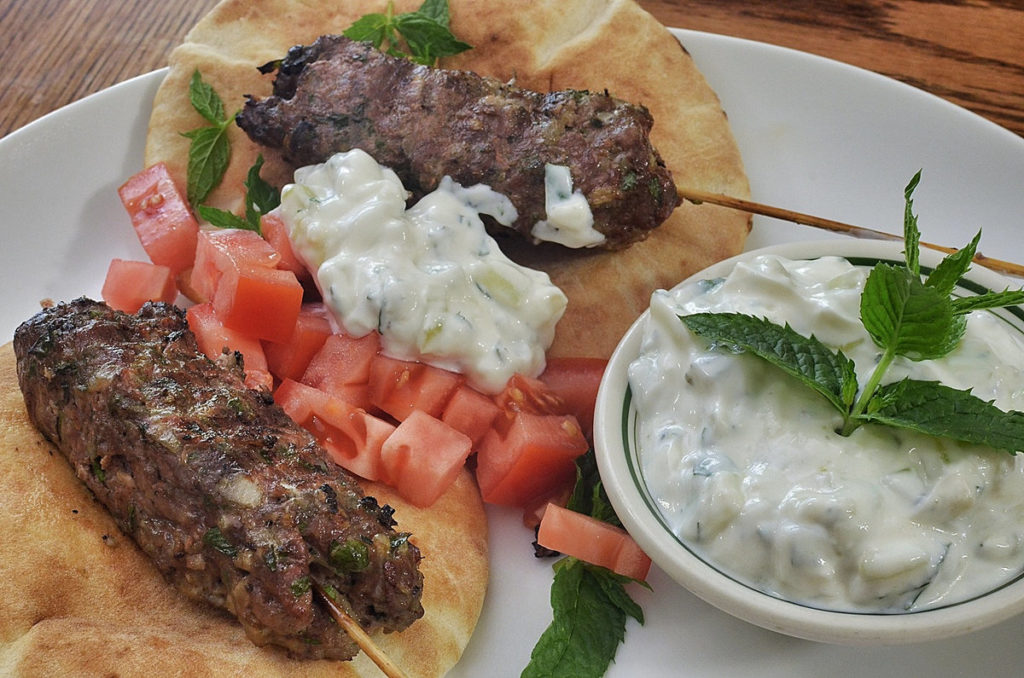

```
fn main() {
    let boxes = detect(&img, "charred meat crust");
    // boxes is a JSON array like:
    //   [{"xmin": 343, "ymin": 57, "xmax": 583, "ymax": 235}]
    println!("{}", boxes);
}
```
[
  {"xmin": 13, "ymin": 299, "xmax": 424, "ymax": 660},
  {"xmin": 237, "ymin": 35, "xmax": 680, "ymax": 249}
]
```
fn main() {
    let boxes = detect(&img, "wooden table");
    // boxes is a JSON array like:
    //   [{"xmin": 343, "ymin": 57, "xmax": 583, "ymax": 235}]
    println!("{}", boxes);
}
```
[{"xmin": 2, "ymin": 0, "xmax": 1022, "ymax": 139}]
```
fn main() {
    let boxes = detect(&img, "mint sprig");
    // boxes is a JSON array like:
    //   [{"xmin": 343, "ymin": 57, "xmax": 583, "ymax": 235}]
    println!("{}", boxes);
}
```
[
  {"xmin": 182, "ymin": 70, "xmax": 237, "ymax": 207},
  {"xmin": 522, "ymin": 558, "xmax": 644, "ymax": 678},
  {"xmin": 524, "ymin": 451, "xmax": 648, "ymax": 678},
  {"xmin": 343, "ymin": 0, "xmax": 471, "ymax": 66},
  {"xmin": 680, "ymin": 172, "xmax": 1024, "ymax": 453},
  {"xmin": 180, "ymin": 72, "xmax": 280, "ymax": 233}
]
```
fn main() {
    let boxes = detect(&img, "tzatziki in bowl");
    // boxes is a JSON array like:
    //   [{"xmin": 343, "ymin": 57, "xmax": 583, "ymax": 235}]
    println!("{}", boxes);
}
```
[{"xmin": 595, "ymin": 237, "xmax": 1024, "ymax": 645}]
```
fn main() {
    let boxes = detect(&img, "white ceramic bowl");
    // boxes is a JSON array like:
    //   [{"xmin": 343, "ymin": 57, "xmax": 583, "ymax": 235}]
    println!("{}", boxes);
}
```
[{"xmin": 594, "ymin": 238, "xmax": 1024, "ymax": 645}]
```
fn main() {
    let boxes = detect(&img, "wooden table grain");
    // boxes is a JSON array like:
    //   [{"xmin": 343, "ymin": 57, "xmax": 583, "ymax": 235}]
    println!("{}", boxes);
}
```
[{"xmin": 1, "ymin": 0, "xmax": 1022, "ymax": 139}]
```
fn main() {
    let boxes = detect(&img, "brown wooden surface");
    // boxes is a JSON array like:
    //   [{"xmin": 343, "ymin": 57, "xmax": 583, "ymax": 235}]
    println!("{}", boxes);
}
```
[{"xmin": 1, "ymin": 0, "xmax": 1022, "ymax": 139}]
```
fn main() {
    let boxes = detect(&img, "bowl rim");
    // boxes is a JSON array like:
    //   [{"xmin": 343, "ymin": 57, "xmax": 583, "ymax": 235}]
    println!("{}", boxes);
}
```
[{"xmin": 594, "ymin": 238, "xmax": 1024, "ymax": 645}]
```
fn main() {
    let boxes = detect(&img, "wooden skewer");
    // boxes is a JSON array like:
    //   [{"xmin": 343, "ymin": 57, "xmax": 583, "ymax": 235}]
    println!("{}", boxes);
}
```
[
  {"xmin": 677, "ymin": 187, "xmax": 1024, "ymax": 278},
  {"xmin": 314, "ymin": 583, "xmax": 410, "ymax": 678}
]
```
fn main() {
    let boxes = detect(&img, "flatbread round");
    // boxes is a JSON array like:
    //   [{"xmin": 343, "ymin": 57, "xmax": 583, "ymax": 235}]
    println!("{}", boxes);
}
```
[
  {"xmin": 0, "ymin": 340, "xmax": 488, "ymax": 677},
  {"xmin": 144, "ymin": 0, "xmax": 750, "ymax": 360}
]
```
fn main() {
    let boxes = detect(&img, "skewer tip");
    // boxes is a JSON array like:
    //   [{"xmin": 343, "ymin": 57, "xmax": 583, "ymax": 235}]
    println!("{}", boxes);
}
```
[{"xmin": 315, "ymin": 583, "xmax": 410, "ymax": 678}]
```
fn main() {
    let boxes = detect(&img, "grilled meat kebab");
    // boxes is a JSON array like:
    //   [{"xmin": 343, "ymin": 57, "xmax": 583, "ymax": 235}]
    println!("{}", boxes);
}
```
[
  {"xmin": 236, "ymin": 34, "xmax": 679, "ymax": 249},
  {"xmin": 14, "ymin": 299, "xmax": 423, "ymax": 660}
]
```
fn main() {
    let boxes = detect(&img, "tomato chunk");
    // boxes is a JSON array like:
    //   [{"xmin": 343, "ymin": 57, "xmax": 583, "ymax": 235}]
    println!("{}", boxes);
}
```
[
  {"xmin": 380, "ymin": 410, "xmax": 472, "ymax": 507},
  {"xmin": 275, "ymin": 379, "xmax": 394, "ymax": 480},
  {"xmin": 261, "ymin": 212, "xmax": 312, "ymax": 282},
  {"xmin": 368, "ymin": 354, "xmax": 464, "ymax": 421},
  {"xmin": 118, "ymin": 162, "xmax": 199, "ymax": 274},
  {"xmin": 212, "ymin": 264, "xmax": 303, "ymax": 344},
  {"xmin": 492, "ymin": 373, "xmax": 567, "ymax": 435},
  {"xmin": 101, "ymin": 258, "xmax": 178, "ymax": 313},
  {"xmin": 185, "ymin": 302, "xmax": 270, "ymax": 390},
  {"xmin": 441, "ymin": 384, "xmax": 502, "ymax": 446},
  {"xmin": 476, "ymin": 411, "xmax": 588, "ymax": 508},
  {"xmin": 495, "ymin": 374, "xmax": 565, "ymax": 416},
  {"xmin": 191, "ymin": 228, "xmax": 281, "ymax": 304},
  {"xmin": 189, "ymin": 229, "xmax": 303, "ymax": 343},
  {"xmin": 537, "ymin": 503, "xmax": 652, "ymax": 581},
  {"xmin": 538, "ymin": 357, "xmax": 607, "ymax": 438},
  {"xmin": 302, "ymin": 332, "xmax": 382, "ymax": 410},
  {"xmin": 263, "ymin": 304, "xmax": 333, "ymax": 382}
]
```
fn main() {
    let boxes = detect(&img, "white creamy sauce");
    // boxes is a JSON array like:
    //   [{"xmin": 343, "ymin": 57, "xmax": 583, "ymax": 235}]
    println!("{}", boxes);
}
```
[
  {"xmin": 531, "ymin": 163, "xmax": 604, "ymax": 248},
  {"xmin": 277, "ymin": 149, "xmax": 567, "ymax": 394},
  {"xmin": 628, "ymin": 254, "xmax": 1024, "ymax": 613}
]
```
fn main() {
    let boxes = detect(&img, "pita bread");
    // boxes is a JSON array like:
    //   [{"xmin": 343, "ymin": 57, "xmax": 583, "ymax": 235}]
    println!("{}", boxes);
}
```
[
  {"xmin": 0, "ymin": 339, "xmax": 487, "ymax": 678},
  {"xmin": 144, "ymin": 0, "xmax": 750, "ymax": 360}
]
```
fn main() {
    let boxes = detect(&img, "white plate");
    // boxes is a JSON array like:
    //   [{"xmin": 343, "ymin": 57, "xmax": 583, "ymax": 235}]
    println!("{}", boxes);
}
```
[{"xmin": 2, "ymin": 28, "xmax": 1023, "ymax": 678}]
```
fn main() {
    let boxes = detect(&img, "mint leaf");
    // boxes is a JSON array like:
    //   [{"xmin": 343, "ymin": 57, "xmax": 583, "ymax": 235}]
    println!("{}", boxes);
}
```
[
  {"xmin": 243, "ymin": 154, "xmax": 280, "ymax": 228},
  {"xmin": 182, "ymin": 125, "xmax": 231, "ymax": 207},
  {"xmin": 417, "ymin": 0, "xmax": 453, "ymax": 26},
  {"xmin": 680, "ymin": 312, "xmax": 858, "ymax": 413},
  {"xmin": 394, "ymin": 13, "xmax": 472, "ymax": 65},
  {"xmin": 903, "ymin": 170, "xmax": 923, "ymax": 276},
  {"xmin": 593, "ymin": 566, "xmax": 646, "ymax": 625},
  {"xmin": 343, "ymin": 13, "xmax": 393, "ymax": 48},
  {"xmin": 343, "ymin": 0, "xmax": 470, "ymax": 66},
  {"xmin": 926, "ymin": 230, "xmax": 980, "ymax": 297},
  {"xmin": 522, "ymin": 559, "xmax": 644, "ymax": 678},
  {"xmin": 567, "ymin": 449, "xmax": 620, "ymax": 528},
  {"xmin": 952, "ymin": 289, "xmax": 1024, "ymax": 315},
  {"xmin": 197, "ymin": 204, "xmax": 256, "ymax": 231},
  {"xmin": 859, "ymin": 379, "xmax": 1024, "ymax": 453},
  {"xmin": 859, "ymin": 263, "xmax": 962, "ymax": 361},
  {"xmin": 188, "ymin": 69, "xmax": 225, "ymax": 125}
]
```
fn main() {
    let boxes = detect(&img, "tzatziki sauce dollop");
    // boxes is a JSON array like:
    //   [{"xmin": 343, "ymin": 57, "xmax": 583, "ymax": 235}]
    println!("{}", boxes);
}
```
[
  {"xmin": 628, "ymin": 253, "xmax": 1024, "ymax": 613},
  {"xmin": 277, "ymin": 149, "xmax": 568, "ymax": 394},
  {"xmin": 530, "ymin": 164, "xmax": 604, "ymax": 248}
]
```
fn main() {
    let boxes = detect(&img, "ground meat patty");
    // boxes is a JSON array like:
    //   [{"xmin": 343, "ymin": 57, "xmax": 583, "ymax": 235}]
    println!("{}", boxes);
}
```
[
  {"xmin": 13, "ymin": 299, "xmax": 424, "ymax": 660},
  {"xmin": 236, "ymin": 34, "xmax": 680, "ymax": 249}
]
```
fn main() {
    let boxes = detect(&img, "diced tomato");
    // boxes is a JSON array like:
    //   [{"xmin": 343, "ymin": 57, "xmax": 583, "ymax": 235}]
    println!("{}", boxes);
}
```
[
  {"xmin": 118, "ymin": 162, "xmax": 199, "ymax": 274},
  {"xmin": 319, "ymin": 401, "xmax": 395, "ymax": 481},
  {"xmin": 302, "ymin": 332, "xmax": 382, "ymax": 410},
  {"xmin": 368, "ymin": 354, "xmax": 464, "ymax": 421},
  {"xmin": 491, "ymin": 373, "xmax": 568, "ymax": 436},
  {"xmin": 441, "ymin": 384, "xmax": 502, "ymax": 446},
  {"xmin": 212, "ymin": 264, "xmax": 303, "ymax": 344},
  {"xmin": 261, "ymin": 212, "xmax": 312, "ymax": 282},
  {"xmin": 186, "ymin": 302, "xmax": 270, "ymax": 390},
  {"xmin": 538, "ymin": 357, "xmax": 607, "ymax": 439},
  {"xmin": 323, "ymin": 382, "xmax": 372, "ymax": 413},
  {"xmin": 175, "ymin": 267, "xmax": 205, "ymax": 303},
  {"xmin": 380, "ymin": 410, "xmax": 473, "ymax": 507},
  {"xmin": 537, "ymin": 503, "xmax": 652, "ymax": 581},
  {"xmin": 263, "ymin": 305, "xmax": 333, "ymax": 382},
  {"xmin": 191, "ymin": 228, "xmax": 281, "ymax": 303},
  {"xmin": 521, "ymin": 484, "xmax": 574, "ymax": 530},
  {"xmin": 189, "ymin": 229, "xmax": 303, "ymax": 343},
  {"xmin": 476, "ymin": 411, "xmax": 588, "ymax": 508},
  {"xmin": 100, "ymin": 258, "xmax": 178, "ymax": 313},
  {"xmin": 275, "ymin": 379, "xmax": 395, "ymax": 480}
]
